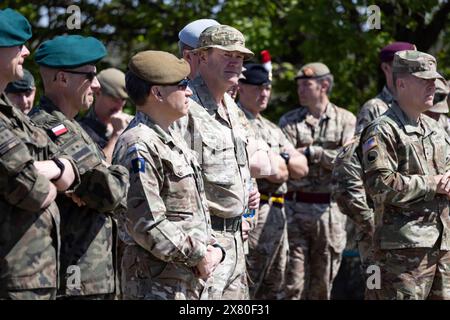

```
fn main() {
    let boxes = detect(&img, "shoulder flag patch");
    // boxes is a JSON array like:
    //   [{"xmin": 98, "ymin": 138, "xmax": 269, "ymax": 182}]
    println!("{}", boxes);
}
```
[
  {"xmin": 131, "ymin": 157, "xmax": 145, "ymax": 173},
  {"xmin": 51, "ymin": 124, "xmax": 68, "ymax": 137},
  {"xmin": 362, "ymin": 136, "xmax": 378, "ymax": 153}
]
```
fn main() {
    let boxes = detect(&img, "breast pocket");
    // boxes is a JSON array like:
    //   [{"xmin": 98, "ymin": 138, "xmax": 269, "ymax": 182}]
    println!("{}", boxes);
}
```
[
  {"xmin": 162, "ymin": 157, "xmax": 197, "ymax": 218},
  {"xmin": 200, "ymin": 132, "xmax": 237, "ymax": 186}
]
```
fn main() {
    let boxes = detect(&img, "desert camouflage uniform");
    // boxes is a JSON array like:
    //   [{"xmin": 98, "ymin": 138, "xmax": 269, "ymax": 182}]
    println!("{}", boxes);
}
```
[
  {"xmin": 361, "ymin": 101, "xmax": 450, "ymax": 299},
  {"xmin": 29, "ymin": 96, "xmax": 129, "ymax": 299},
  {"xmin": 279, "ymin": 103, "xmax": 355, "ymax": 299},
  {"xmin": 0, "ymin": 94, "xmax": 80, "ymax": 300},
  {"xmin": 356, "ymin": 86, "xmax": 394, "ymax": 134},
  {"xmin": 113, "ymin": 111, "xmax": 215, "ymax": 300},
  {"xmin": 240, "ymin": 106, "xmax": 290, "ymax": 299},
  {"xmin": 438, "ymin": 114, "xmax": 450, "ymax": 136},
  {"xmin": 173, "ymin": 76, "xmax": 253, "ymax": 300},
  {"xmin": 331, "ymin": 135, "xmax": 374, "ymax": 299}
]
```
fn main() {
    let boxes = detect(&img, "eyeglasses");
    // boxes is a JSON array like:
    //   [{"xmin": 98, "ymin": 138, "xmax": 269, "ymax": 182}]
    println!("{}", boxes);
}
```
[
  {"xmin": 433, "ymin": 93, "xmax": 449, "ymax": 105},
  {"xmin": 60, "ymin": 70, "xmax": 97, "ymax": 81},
  {"xmin": 167, "ymin": 78, "xmax": 189, "ymax": 91}
]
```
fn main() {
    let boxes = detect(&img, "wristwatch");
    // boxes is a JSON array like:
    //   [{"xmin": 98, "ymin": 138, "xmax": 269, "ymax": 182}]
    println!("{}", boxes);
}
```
[
  {"xmin": 51, "ymin": 157, "xmax": 65, "ymax": 181},
  {"xmin": 212, "ymin": 243, "xmax": 226, "ymax": 263},
  {"xmin": 303, "ymin": 146, "xmax": 311, "ymax": 162},
  {"xmin": 279, "ymin": 152, "xmax": 290, "ymax": 165}
]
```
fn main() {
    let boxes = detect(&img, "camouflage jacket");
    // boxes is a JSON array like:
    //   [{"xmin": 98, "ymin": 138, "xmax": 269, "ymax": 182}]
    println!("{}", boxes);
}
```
[
  {"xmin": 112, "ymin": 111, "xmax": 214, "ymax": 271},
  {"xmin": 29, "ymin": 96, "xmax": 129, "ymax": 296},
  {"xmin": 360, "ymin": 101, "xmax": 450, "ymax": 250},
  {"xmin": 77, "ymin": 106, "xmax": 111, "ymax": 150},
  {"xmin": 356, "ymin": 86, "xmax": 394, "ymax": 134},
  {"xmin": 331, "ymin": 135, "xmax": 374, "ymax": 235},
  {"xmin": 279, "ymin": 103, "xmax": 356, "ymax": 194},
  {"xmin": 239, "ymin": 106, "xmax": 291, "ymax": 195},
  {"xmin": 0, "ymin": 94, "xmax": 79, "ymax": 292},
  {"xmin": 438, "ymin": 114, "xmax": 450, "ymax": 137},
  {"xmin": 173, "ymin": 76, "xmax": 252, "ymax": 219}
]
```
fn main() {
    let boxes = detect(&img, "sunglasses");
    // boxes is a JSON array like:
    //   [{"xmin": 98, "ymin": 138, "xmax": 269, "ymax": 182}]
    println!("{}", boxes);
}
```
[
  {"xmin": 433, "ymin": 93, "xmax": 449, "ymax": 105},
  {"xmin": 167, "ymin": 78, "xmax": 189, "ymax": 91},
  {"xmin": 60, "ymin": 70, "xmax": 97, "ymax": 82}
]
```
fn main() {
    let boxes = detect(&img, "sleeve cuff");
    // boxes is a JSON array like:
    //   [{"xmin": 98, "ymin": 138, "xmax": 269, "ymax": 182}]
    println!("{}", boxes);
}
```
[
  {"xmin": 424, "ymin": 175, "xmax": 437, "ymax": 202},
  {"xmin": 15, "ymin": 174, "xmax": 51, "ymax": 210}
]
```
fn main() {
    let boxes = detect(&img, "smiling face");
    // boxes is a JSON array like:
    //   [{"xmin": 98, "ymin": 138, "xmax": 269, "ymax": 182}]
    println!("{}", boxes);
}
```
[
  {"xmin": 0, "ymin": 45, "xmax": 30, "ymax": 86},
  {"xmin": 201, "ymin": 48, "xmax": 244, "ymax": 87},
  {"xmin": 61, "ymin": 65, "xmax": 100, "ymax": 112}
]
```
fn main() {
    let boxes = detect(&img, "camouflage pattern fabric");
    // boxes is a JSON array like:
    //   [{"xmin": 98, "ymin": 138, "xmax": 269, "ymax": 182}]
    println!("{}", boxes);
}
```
[
  {"xmin": 279, "ymin": 103, "xmax": 355, "ymax": 299},
  {"xmin": 239, "ymin": 107, "xmax": 290, "ymax": 299},
  {"xmin": 284, "ymin": 201, "xmax": 347, "ymax": 299},
  {"xmin": 30, "ymin": 96, "xmax": 129, "ymax": 297},
  {"xmin": 360, "ymin": 101, "xmax": 450, "ymax": 299},
  {"xmin": 438, "ymin": 114, "xmax": 450, "ymax": 137},
  {"xmin": 356, "ymin": 86, "xmax": 394, "ymax": 134},
  {"xmin": 173, "ymin": 75, "xmax": 252, "ymax": 299},
  {"xmin": 0, "ymin": 94, "xmax": 78, "ymax": 299},
  {"xmin": 279, "ymin": 103, "xmax": 356, "ymax": 194},
  {"xmin": 112, "ymin": 111, "xmax": 214, "ymax": 300},
  {"xmin": 367, "ymin": 248, "xmax": 450, "ymax": 299}
]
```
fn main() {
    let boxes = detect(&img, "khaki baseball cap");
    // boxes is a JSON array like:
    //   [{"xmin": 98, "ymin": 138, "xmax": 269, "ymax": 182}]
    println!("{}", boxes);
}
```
[
  {"xmin": 194, "ymin": 24, "xmax": 254, "ymax": 60},
  {"xmin": 97, "ymin": 68, "xmax": 128, "ymax": 99},
  {"xmin": 392, "ymin": 50, "xmax": 444, "ymax": 80}
]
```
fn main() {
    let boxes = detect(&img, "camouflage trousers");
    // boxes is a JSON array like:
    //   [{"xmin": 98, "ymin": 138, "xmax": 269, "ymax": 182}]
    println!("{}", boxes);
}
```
[
  {"xmin": 208, "ymin": 228, "xmax": 249, "ymax": 300},
  {"xmin": 0, "ymin": 288, "xmax": 56, "ymax": 300},
  {"xmin": 247, "ymin": 202, "xmax": 289, "ymax": 299},
  {"xmin": 121, "ymin": 245, "xmax": 207, "ymax": 300},
  {"xmin": 285, "ymin": 201, "xmax": 347, "ymax": 300},
  {"xmin": 366, "ymin": 247, "xmax": 450, "ymax": 300}
]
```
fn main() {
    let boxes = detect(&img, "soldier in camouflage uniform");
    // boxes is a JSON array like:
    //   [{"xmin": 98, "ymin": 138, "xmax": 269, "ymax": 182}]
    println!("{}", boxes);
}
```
[
  {"xmin": 424, "ymin": 78, "xmax": 450, "ymax": 136},
  {"xmin": 361, "ymin": 50, "xmax": 450, "ymax": 299},
  {"xmin": 173, "ymin": 25, "xmax": 268, "ymax": 300},
  {"xmin": 331, "ymin": 135, "xmax": 374, "ymax": 299},
  {"xmin": 112, "ymin": 50, "xmax": 224, "ymax": 300},
  {"xmin": 356, "ymin": 42, "xmax": 416, "ymax": 133},
  {"xmin": 237, "ymin": 64, "xmax": 308, "ymax": 299},
  {"xmin": 279, "ymin": 62, "xmax": 356, "ymax": 299},
  {"xmin": 29, "ymin": 35, "xmax": 129, "ymax": 300},
  {"xmin": 0, "ymin": 9, "xmax": 79, "ymax": 300},
  {"xmin": 78, "ymin": 68, "xmax": 131, "ymax": 164}
]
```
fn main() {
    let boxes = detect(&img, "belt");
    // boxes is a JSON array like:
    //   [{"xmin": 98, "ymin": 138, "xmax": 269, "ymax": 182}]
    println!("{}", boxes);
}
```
[
  {"xmin": 210, "ymin": 215, "xmax": 242, "ymax": 232},
  {"xmin": 260, "ymin": 193, "xmax": 284, "ymax": 208},
  {"xmin": 285, "ymin": 191, "xmax": 331, "ymax": 204}
]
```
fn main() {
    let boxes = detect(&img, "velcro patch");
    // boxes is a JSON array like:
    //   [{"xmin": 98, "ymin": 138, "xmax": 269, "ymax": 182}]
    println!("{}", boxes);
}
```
[
  {"xmin": 131, "ymin": 157, "xmax": 145, "ymax": 173},
  {"xmin": 0, "ymin": 127, "xmax": 20, "ymax": 156},
  {"xmin": 362, "ymin": 136, "xmax": 378, "ymax": 153},
  {"xmin": 50, "ymin": 124, "xmax": 68, "ymax": 137}
]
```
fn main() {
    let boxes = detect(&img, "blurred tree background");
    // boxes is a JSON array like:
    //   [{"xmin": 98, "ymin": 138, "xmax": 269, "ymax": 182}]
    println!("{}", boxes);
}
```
[{"xmin": 3, "ymin": 0, "xmax": 450, "ymax": 122}]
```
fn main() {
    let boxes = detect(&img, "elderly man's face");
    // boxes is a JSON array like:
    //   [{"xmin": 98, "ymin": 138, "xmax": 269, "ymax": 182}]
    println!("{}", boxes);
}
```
[
  {"xmin": 397, "ymin": 74, "xmax": 436, "ymax": 112},
  {"xmin": 0, "ymin": 45, "xmax": 30, "ymax": 84}
]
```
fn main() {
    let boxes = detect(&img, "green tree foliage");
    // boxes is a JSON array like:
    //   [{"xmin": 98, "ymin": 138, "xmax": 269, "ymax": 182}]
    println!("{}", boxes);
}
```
[{"xmin": 3, "ymin": 0, "xmax": 450, "ymax": 121}]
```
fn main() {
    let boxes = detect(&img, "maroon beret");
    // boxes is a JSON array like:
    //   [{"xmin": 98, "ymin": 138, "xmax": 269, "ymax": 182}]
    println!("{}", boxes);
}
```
[{"xmin": 379, "ymin": 42, "xmax": 416, "ymax": 63}]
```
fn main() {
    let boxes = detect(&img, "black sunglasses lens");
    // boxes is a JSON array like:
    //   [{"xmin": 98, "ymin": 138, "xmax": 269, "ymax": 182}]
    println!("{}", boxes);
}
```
[
  {"xmin": 178, "ymin": 79, "xmax": 189, "ymax": 89},
  {"xmin": 433, "ymin": 93, "xmax": 447, "ymax": 104}
]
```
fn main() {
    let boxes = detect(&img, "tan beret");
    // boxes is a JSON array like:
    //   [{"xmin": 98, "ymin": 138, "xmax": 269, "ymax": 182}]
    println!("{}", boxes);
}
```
[
  {"xmin": 97, "ymin": 68, "xmax": 128, "ymax": 99},
  {"xmin": 128, "ymin": 50, "xmax": 190, "ymax": 85}
]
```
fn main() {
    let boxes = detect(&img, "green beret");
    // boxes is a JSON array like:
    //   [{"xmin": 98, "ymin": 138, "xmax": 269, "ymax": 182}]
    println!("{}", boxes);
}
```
[
  {"xmin": 0, "ymin": 9, "xmax": 32, "ymax": 47},
  {"xmin": 128, "ymin": 50, "xmax": 190, "ymax": 85},
  {"xmin": 35, "ymin": 35, "xmax": 107, "ymax": 68}
]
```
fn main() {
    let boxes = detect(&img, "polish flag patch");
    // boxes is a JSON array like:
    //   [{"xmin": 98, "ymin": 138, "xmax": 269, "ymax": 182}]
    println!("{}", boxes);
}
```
[{"xmin": 51, "ymin": 124, "xmax": 68, "ymax": 136}]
